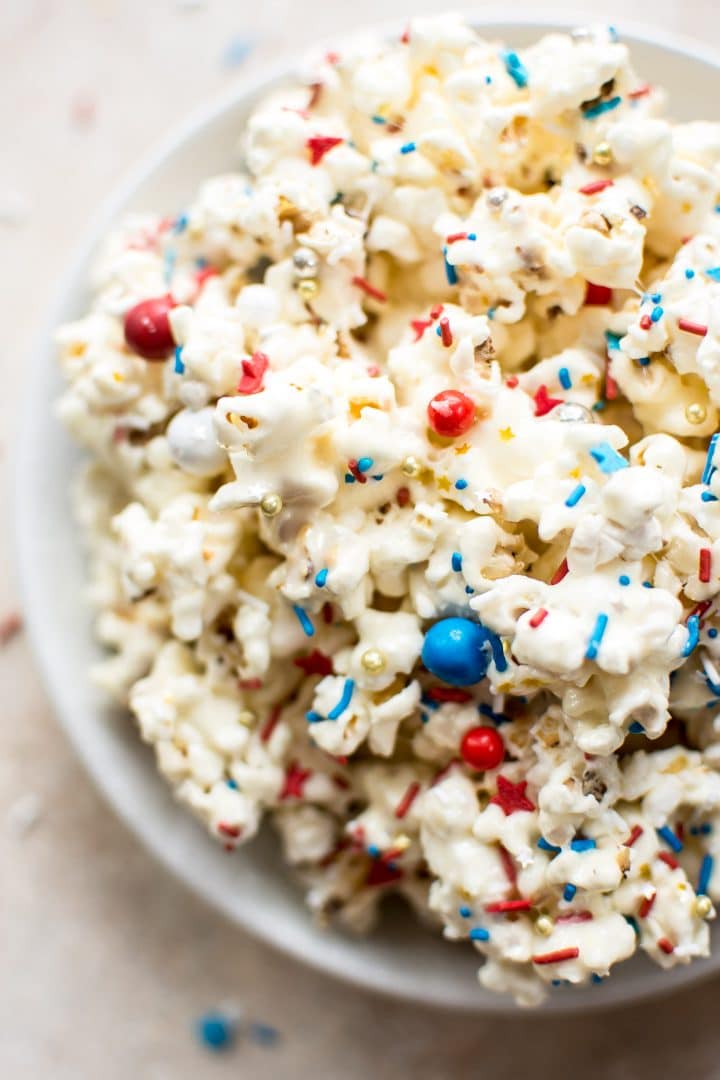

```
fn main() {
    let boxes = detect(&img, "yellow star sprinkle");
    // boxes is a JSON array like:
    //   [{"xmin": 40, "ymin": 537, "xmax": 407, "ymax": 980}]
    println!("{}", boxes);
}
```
[
  {"xmin": 454, "ymin": 442, "xmax": 471, "ymax": 456},
  {"xmin": 436, "ymin": 475, "xmax": 451, "ymax": 492},
  {"xmin": 499, "ymin": 426, "xmax": 515, "ymax": 441},
  {"xmin": 568, "ymin": 467, "xmax": 581, "ymax": 479}
]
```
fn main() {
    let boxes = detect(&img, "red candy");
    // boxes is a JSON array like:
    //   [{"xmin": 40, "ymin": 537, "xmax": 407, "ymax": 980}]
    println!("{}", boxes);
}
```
[
  {"xmin": 460, "ymin": 726, "xmax": 505, "ymax": 771},
  {"xmin": 123, "ymin": 294, "xmax": 175, "ymax": 360},
  {"xmin": 238, "ymin": 351, "xmax": 269, "ymax": 394},
  {"xmin": 427, "ymin": 389, "xmax": 476, "ymax": 438}
]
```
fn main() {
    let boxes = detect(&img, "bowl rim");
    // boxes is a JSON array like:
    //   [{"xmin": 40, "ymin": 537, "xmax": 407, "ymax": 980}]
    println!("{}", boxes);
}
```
[{"xmin": 15, "ymin": 10, "xmax": 720, "ymax": 1014}]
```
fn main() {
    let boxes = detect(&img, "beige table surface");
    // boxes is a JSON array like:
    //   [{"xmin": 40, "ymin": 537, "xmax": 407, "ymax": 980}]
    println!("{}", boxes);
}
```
[{"xmin": 6, "ymin": 1, "xmax": 720, "ymax": 1076}]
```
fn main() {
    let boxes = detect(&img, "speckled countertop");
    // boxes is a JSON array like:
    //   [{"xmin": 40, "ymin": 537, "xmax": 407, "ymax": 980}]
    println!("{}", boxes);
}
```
[{"xmin": 5, "ymin": 1, "xmax": 720, "ymax": 1076}]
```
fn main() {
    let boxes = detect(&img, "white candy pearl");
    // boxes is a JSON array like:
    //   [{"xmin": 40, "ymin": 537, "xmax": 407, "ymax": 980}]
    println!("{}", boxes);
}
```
[
  {"xmin": 167, "ymin": 407, "xmax": 226, "ymax": 477},
  {"xmin": 235, "ymin": 284, "xmax": 280, "ymax": 329}
]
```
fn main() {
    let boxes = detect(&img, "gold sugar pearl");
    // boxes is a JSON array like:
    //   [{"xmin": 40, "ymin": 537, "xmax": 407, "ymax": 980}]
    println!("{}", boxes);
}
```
[
  {"xmin": 361, "ymin": 648, "xmax": 386, "ymax": 674},
  {"xmin": 695, "ymin": 895, "xmax": 713, "ymax": 918},
  {"xmin": 592, "ymin": 141, "xmax": 613, "ymax": 166},
  {"xmin": 535, "ymin": 915, "xmax": 554, "ymax": 937},
  {"xmin": 401, "ymin": 455, "xmax": 422, "ymax": 478},
  {"xmin": 297, "ymin": 278, "xmax": 319, "ymax": 301},
  {"xmin": 686, "ymin": 402, "xmax": 707, "ymax": 425},
  {"xmin": 260, "ymin": 492, "xmax": 283, "ymax": 517},
  {"xmin": 238, "ymin": 710, "xmax": 256, "ymax": 727}
]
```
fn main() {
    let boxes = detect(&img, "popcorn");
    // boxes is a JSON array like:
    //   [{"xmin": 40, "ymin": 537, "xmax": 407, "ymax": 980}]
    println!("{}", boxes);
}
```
[{"xmin": 57, "ymin": 20, "xmax": 720, "ymax": 1005}]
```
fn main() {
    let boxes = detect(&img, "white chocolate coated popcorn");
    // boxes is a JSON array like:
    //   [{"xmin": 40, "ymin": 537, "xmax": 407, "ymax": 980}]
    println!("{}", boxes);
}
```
[{"xmin": 57, "ymin": 18, "xmax": 720, "ymax": 1005}]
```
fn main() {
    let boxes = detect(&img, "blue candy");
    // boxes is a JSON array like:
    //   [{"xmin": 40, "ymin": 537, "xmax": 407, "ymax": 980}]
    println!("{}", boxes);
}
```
[{"xmin": 422, "ymin": 617, "xmax": 498, "ymax": 686}]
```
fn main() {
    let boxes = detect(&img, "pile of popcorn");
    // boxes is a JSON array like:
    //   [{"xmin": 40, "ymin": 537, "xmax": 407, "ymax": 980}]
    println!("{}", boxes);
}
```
[{"xmin": 57, "ymin": 17, "xmax": 720, "ymax": 1004}]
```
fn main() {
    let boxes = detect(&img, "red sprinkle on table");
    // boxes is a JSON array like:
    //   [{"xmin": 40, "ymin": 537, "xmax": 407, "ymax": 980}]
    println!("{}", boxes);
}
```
[{"xmin": 532, "ymin": 947, "xmax": 580, "ymax": 965}]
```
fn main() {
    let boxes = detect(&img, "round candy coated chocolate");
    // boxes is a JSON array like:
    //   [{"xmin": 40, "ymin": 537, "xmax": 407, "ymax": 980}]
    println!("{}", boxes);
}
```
[
  {"xmin": 460, "ymin": 725, "xmax": 505, "ymax": 770},
  {"xmin": 421, "ymin": 617, "xmax": 490, "ymax": 686},
  {"xmin": 124, "ymin": 295, "xmax": 175, "ymax": 360},
  {"xmin": 427, "ymin": 389, "xmax": 476, "ymax": 438}
]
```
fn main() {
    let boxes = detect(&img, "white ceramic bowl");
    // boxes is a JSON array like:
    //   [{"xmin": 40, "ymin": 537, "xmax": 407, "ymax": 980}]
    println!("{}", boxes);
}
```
[{"xmin": 15, "ymin": 14, "xmax": 720, "ymax": 1012}]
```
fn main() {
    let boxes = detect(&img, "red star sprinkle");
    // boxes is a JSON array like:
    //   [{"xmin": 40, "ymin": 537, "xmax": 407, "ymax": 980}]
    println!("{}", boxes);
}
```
[
  {"xmin": 490, "ymin": 775, "xmax": 535, "ymax": 815},
  {"xmin": 293, "ymin": 649, "xmax": 334, "ymax": 676},
  {"xmin": 411, "ymin": 318, "xmax": 432, "ymax": 341},
  {"xmin": 533, "ymin": 384, "xmax": 563, "ymax": 417},
  {"xmin": 237, "ymin": 351, "xmax": 269, "ymax": 394},
  {"xmin": 307, "ymin": 135, "xmax": 343, "ymax": 166},
  {"xmin": 280, "ymin": 762, "xmax": 312, "ymax": 800}
]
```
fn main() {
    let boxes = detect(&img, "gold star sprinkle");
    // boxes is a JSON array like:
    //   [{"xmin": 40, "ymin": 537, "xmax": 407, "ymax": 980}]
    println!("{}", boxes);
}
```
[
  {"xmin": 499, "ymin": 426, "xmax": 515, "ymax": 441},
  {"xmin": 454, "ymin": 443, "xmax": 471, "ymax": 456},
  {"xmin": 436, "ymin": 475, "xmax": 451, "ymax": 492}
]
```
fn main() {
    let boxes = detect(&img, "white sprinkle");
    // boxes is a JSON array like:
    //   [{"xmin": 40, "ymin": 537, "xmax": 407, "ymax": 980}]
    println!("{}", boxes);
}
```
[{"xmin": 7, "ymin": 792, "xmax": 43, "ymax": 836}]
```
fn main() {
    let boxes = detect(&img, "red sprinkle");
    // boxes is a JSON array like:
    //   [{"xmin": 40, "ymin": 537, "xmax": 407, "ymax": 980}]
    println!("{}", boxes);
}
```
[
  {"xmin": 347, "ymin": 458, "xmax": 368, "ymax": 484},
  {"xmin": 506, "ymin": 375, "xmax": 519, "ymax": 388},
  {"xmin": 625, "ymin": 824, "xmax": 644, "ymax": 847},
  {"xmin": 657, "ymin": 937, "xmax": 675, "ymax": 955},
  {"xmin": 688, "ymin": 600, "xmax": 713, "ymax": 623},
  {"xmin": 638, "ymin": 892, "xmax": 657, "ymax": 919},
  {"xmin": 429, "ymin": 304, "xmax": 444, "ymax": 320},
  {"xmin": 352, "ymin": 275, "xmax": 387, "ymax": 303},
  {"xmin": 555, "ymin": 910, "xmax": 593, "ymax": 924},
  {"xmin": 427, "ymin": 389, "xmax": 476, "ymax": 437},
  {"xmin": 439, "ymin": 316, "xmax": 453, "ymax": 347},
  {"xmin": 499, "ymin": 846, "xmax": 518, "ymax": 888},
  {"xmin": 659, "ymin": 851, "xmax": 679, "ymax": 871},
  {"xmin": 678, "ymin": 318, "xmax": 708, "ymax": 337},
  {"xmin": 533, "ymin": 384, "xmax": 563, "ymax": 417},
  {"xmin": 550, "ymin": 558, "xmax": 569, "ymax": 585},
  {"xmin": 491, "ymin": 775, "xmax": 534, "ymax": 816},
  {"xmin": 628, "ymin": 84, "xmax": 652, "ymax": 99},
  {"xmin": 699, "ymin": 547, "xmax": 712, "ymax": 584},
  {"xmin": 400, "ymin": 24, "xmax": 410, "ymax": 44},
  {"xmin": 584, "ymin": 282, "xmax": 613, "ymax": 306},
  {"xmin": 579, "ymin": 179, "xmax": 614, "ymax": 196},
  {"xmin": 605, "ymin": 358, "xmax": 619, "ymax": 401},
  {"xmin": 461, "ymin": 726, "xmax": 505, "ymax": 771},
  {"xmin": 532, "ymin": 947, "xmax": 580, "ymax": 965},
  {"xmin": 260, "ymin": 706, "xmax": 282, "ymax": 743},
  {"xmin": 321, "ymin": 602, "xmax": 334, "ymax": 624},
  {"xmin": 394, "ymin": 781, "xmax": 421, "ymax": 820},
  {"xmin": 238, "ymin": 678, "xmax": 263, "ymax": 690},
  {"xmin": 217, "ymin": 822, "xmax": 242, "ymax": 839},
  {"xmin": 411, "ymin": 318, "xmax": 432, "ymax": 341},
  {"xmin": 485, "ymin": 898, "xmax": 533, "ymax": 913},
  {"xmin": 307, "ymin": 135, "xmax": 343, "ymax": 165},
  {"xmin": 396, "ymin": 486, "xmax": 411, "ymax": 508},
  {"xmin": 425, "ymin": 686, "xmax": 474, "ymax": 703},
  {"xmin": 307, "ymin": 82, "xmax": 323, "ymax": 109},
  {"xmin": 529, "ymin": 608, "xmax": 548, "ymax": 629},
  {"xmin": 0, "ymin": 612, "xmax": 22, "ymax": 647},
  {"xmin": 280, "ymin": 762, "xmax": 312, "ymax": 800},
  {"xmin": 639, "ymin": 313, "xmax": 652, "ymax": 331},
  {"xmin": 237, "ymin": 351, "xmax": 269, "ymax": 394},
  {"xmin": 446, "ymin": 231, "xmax": 469, "ymax": 243},
  {"xmin": 325, "ymin": 51, "xmax": 340, "ymax": 65},
  {"xmin": 293, "ymin": 649, "xmax": 333, "ymax": 677},
  {"xmin": 194, "ymin": 265, "xmax": 220, "ymax": 294}
]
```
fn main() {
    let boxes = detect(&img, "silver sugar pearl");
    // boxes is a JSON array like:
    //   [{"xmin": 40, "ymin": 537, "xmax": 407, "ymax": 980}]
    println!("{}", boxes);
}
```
[
  {"xmin": 292, "ymin": 247, "xmax": 319, "ymax": 280},
  {"xmin": 556, "ymin": 401, "xmax": 594, "ymax": 423},
  {"xmin": 571, "ymin": 27, "xmax": 592, "ymax": 42},
  {"xmin": 486, "ymin": 188, "xmax": 508, "ymax": 210}
]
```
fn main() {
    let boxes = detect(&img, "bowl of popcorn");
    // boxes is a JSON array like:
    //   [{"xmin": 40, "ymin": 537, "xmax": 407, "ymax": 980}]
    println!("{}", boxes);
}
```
[{"xmin": 16, "ymin": 13, "xmax": 720, "ymax": 1009}]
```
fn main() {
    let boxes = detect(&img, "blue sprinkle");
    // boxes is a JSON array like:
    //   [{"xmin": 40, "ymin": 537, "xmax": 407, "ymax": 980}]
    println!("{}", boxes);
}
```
[
  {"xmin": 196, "ymin": 1012, "xmax": 235, "ymax": 1051},
  {"xmin": 558, "ymin": 366, "xmax": 572, "ymax": 390},
  {"xmin": 605, "ymin": 330, "xmax": 623, "ymax": 352},
  {"xmin": 479, "ymin": 703, "xmax": 509, "ymax": 725},
  {"xmin": 195, "ymin": 256, "xmax": 209, "ymax": 268},
  {"xmin": 367, "ymin": 844, "xmax": 380, "ymax": 858},
  {"xmin": 570, "ymin": 838, "xmax": 597, "ymax": 852},
  {"xmin": 172, "ymin": 213, "xmax": 188, "ymax": 234},
  {"xmin": 538, "ymin": 837, "xmax": 561, "ymax": 854},
  {"xmin": 467, "ymin": 233, "xmax": 477, "ymax": 241},
  {"xmin": 706, "ymin": 267, "xmax": 720, "ymax": 282},
  {"xmin": 592, "ymin": 400, "xmax": 606, "ymax": 412},
  {"xmin": 451, "ymin": 551, "xmax": 463, "ymax": 572},
  {"xmin": 565, "ymin": 483, "xmax": 586, "ymax": 508},
  {"xmin": 698, "ymin": 854, "xmax": 714, "ymax": 896},
  {"xmin": 651, "ymin": 305, "xmax": 664, "ymax": 322},
  {"xmin": 443, "ymin": 246, "xmax": 458, "ymax": 285},
  {"xmin": 459, "ymin": 905, "xmax": 472, "ymax": 918},
  {"xmin": 222, "ymin": 36, "xmax": 254, "ymax": 68},
  {"xmin": 691, "ymin": 823, "xmax": 713, "ymax": 835},
  {"xmin": 635, "ymin": 356, "xmax": 651, "ymax": 367},
  {"xmin": 629, "ymin": 721, "xmax": 645, "ymax": 734},
  {"xmin": 591, "ymin": 973, "xmax": 604, "ymax": 985},
  {"xmin": 590, "ymin": 442, "xmax": 628, "ymax": 474},
  {"xmin": 356, "ymin": 456, "xmax": 374, "ymax": 472},
  {"xmin": 485, "ymin": 74, "xmax": 492, "ymax": 84},
  {"xmin": 657, "ymin": 825, "xmax": 683, "ymax": 853},
  {"xmin": 608, "ymin": 25, "xmax": 619, "ymax": 41},
  {"xmin": 455, "ymin": 478, "xmax": 468, "ymax": 490},
  {"xmin": 710, "ymin": 629, "xmax": 719, "ymax": 639},
  {"xmin": 292, "ymin": 605, "xmax": 315, "ymax": 637},
  {"xmin": 500, "ymin": 49, "xmax": 528, "ymax": 88},
  {"xmin": 583, "ymin": 95, "xmax": 622, "ymax": 119},
  {"xmin": 344, "ymin": 473, "xmax": 356, "ymax": 484},
  {"xmin": 174, "ymin": 346, "xmax": 185, "ymax": 374},
  {"xmin": 563, "ymin": 883, "xmax": 577, "ymax": 902},
  {"xmin": 585, "ymin": 613, "xmax": 609, "ymax": 661},
  {"xmin": 625, "ymin": 915, "xmax": 640, "ymax": 936},
  {"xmin": 400, "ymin": 141, "xmax": 416, "ymax": 154},
  {"xmin": 327, "ymin": 678, "xmax": 355, "ymax": 720},
  {"xmin": 465, "ymin": 586, "xmax": 474, "ymax": 595},
  {"xmin": 371, "ymin": 114, "xmax": 387, "ymax": 124},
  {"xmin": 683, "ymin": 615, "xmax": 700, "ymax": 657},
  {"xmin": 702, "ymin": 492, "xmax": 718, "ymax": 502},
  {"xmin": 650, "ymin": 293, "xmax": 662, "ymax": 303},
  {"xmin": 469, "ymin": 927, "xmax": 490, "ymax": 942},
  {"xmin": 226, "ymin": 778, "xmax": 238, "ymax": 789},
  {"xmin": 619, "ymin": 575, "xmax": 631, "ymax": 586},
  {"xmin": 248, "ymin": 1022, "xmax": 280, "ymax": 1047},
  {"xmin": 314, "ymin": 568, "xmax": 328, "ymax": 588},
  {"xmin": 702, "ymin": 434, "xmax": 719, "ymax": 485},
  {"xmin": 487, "ymin": 306, "xmax": 496, "ymax": 320},
  {"xmin": 642, "ymin": 581, "xmax": 653, "ymax": 589},
  {"xmin": 164, "ymin": 249, "xmax": 176, "ymax": 284},
  {"xmin": 686, "ymin": 268, "xmax": 696, "ymax": 279},
  {"xmin": 306, "ymin": 710, "xmax": 324, "ymax": 724},
  {"xmin": 487, "ymin": 630, "xmax": 508, "ymax": 673}
]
